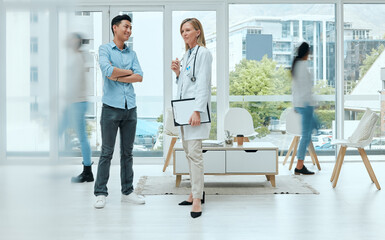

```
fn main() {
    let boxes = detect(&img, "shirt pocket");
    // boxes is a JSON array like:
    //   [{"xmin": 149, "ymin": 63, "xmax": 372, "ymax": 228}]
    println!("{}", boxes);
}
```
[{"xmin": 184, "ymin": 66, "xmax": 194, "ymax": 79}]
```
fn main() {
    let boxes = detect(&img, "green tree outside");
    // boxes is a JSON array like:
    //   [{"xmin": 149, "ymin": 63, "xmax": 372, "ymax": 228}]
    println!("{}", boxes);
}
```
[
  {"xmin": 360, "ymin": 44, "xmax": 385, "ymax": 79},
  {"xmin": 228, "ymin": 56, "xmax": 292, "ymax": 137}
]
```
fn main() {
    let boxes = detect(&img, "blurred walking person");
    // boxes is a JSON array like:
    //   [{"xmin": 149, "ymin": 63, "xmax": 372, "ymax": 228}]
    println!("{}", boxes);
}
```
[
  {"xmin": 291, "ymin": 42, "xmax": 317, "ymax": 175},
  {"xmin": 59, "ymin": 33, "xmax": 93, "ymax": 183}
]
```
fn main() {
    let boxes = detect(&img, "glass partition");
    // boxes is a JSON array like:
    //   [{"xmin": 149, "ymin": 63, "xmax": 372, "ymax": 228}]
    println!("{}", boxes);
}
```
[
  {"xmin": 344, "ymin": 4, "xmax": 385, "ymax": 157},
  {"xmin": 229, "ymin": 4, "xmax": 336, "ymax": 157},
  {"xmin": 6, "ymin": 10, "xmax": 50, "ymax": 155}
]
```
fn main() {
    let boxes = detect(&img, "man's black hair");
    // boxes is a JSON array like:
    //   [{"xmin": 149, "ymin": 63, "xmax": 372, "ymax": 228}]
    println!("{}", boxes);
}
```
[{"xmin": 111, "ymin": 14, "xmax": 132, "ymax": 36}]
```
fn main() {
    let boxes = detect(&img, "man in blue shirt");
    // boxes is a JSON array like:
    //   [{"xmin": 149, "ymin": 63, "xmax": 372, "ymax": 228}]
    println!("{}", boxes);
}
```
[{"xmin": 94, "ymin": 14, "xmax": 145, "ymax": 208}]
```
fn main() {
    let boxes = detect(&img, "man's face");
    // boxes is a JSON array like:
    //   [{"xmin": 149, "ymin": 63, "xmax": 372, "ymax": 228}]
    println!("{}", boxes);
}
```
[{"xmin": 114, "ymin": 20, "xmax": 132, "ymax": 41}]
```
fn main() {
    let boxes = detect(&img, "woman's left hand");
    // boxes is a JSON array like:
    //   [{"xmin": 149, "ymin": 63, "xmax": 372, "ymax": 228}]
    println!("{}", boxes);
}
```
[{"xmin": 189, "ymin": 111, "xmax": 201, "ymax": 126}]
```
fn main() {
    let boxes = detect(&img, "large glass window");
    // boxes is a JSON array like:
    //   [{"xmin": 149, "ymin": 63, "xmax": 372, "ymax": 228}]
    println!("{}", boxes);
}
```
[
  {"xmin": 344, "ymin": 4, "xmax": 385, "ymax": 157},
  {"xmin": 229, "ymin": 4, "xmax": 336, "ymax": 157},
  {"xmin": 6, "ymin": 10, "xmax": 50, "ymax": 153},
  {"xmin": 113, "ymin": 10, "xmax": 164, "ymax": 157}
]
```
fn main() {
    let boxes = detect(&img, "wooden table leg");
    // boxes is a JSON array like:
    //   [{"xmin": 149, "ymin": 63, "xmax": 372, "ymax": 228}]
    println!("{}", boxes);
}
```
[
  {"xmin": 265, "ymin": 175, "xmax": 271, "ymax": 181},
  {"xmin": 269, "ymin": 175, "xmax": 276, "ymax": 187},
  {"xmin": 176, "ymin": 175, "xmax": 182, "ymax": 187}
]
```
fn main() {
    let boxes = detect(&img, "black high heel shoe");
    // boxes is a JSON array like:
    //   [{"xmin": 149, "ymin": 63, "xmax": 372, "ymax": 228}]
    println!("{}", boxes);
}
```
[
  {"xmin": 190, "ymin": 211, "xmax": 202, "ymax": 218},
  {"xmin": 178, "ymin": 191, "xmax": 205, "ymax": 205}
]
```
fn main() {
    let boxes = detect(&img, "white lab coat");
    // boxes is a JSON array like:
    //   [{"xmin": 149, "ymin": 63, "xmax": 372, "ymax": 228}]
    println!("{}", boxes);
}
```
[{"xmin": 176, "ymin": 46, "xmax": 213, "ymax": 141}]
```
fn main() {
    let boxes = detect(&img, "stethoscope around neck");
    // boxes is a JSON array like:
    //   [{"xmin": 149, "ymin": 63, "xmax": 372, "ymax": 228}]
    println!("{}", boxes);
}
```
[{"xmin": 182, "ymin": 46, "xmax": 200, "ymax": 82}]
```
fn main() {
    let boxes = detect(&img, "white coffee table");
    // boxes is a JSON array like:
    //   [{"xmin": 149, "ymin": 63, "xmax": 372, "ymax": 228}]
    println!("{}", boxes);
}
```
[{"xmin": 173, "ymin": 142, "xmax": 278, "ymax": 187}]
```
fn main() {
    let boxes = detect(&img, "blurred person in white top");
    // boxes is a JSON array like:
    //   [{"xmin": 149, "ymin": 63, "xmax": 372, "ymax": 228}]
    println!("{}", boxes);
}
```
[
  {"xmin": 59, "ymin": 33, "xmax": 93, "ymax": 183},
  {"xmin": 291, "ymin": 42, "xmax": 317, "ymax": 175}
]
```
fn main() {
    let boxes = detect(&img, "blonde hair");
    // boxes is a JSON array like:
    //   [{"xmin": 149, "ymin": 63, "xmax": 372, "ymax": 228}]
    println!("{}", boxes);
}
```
[{"xmin": 180, "ymin": 18, "xmax": 206, "ymax": 51}]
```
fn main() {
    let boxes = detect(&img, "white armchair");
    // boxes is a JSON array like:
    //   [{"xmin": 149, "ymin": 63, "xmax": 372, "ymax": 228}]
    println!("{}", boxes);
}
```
[
  {"xmin": 330, "ymin": 108, "xmax": 380, "ymax": 190},
  {"xmin": 224, "ymin": 108, "xmax": 258, "ymax": 142},
  {"xmin": 162, "ymin": 107, "xmax": 179, "ymax": 172}
]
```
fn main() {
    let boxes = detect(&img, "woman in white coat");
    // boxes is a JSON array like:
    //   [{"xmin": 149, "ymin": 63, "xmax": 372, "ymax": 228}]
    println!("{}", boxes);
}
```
[{"xmin": 171, "ymin": 18, "xmax": 212, "ymax": 218}]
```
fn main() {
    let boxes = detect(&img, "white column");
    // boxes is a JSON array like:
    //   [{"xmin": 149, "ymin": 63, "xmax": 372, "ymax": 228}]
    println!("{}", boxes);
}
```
[
  {"xmin": 163, "ymin": 6, "xmax": 173, "ymax": 156},
  {"xmin": 323, "ymin": 20, "xmax": 327, "ymax": 81},
  {"xmin": 216, "ymin": 3, "xmax": 229, "ymax": 141},
  {"xmin": 0, "ymin": 0, "xmax": 6, "ymax": 161},
  {"xmin": 49, "ymin": 6, "xmax": 59, "ymax": 162},
  {"xmin": 336, "ymin": 2, "xmax": 344, "ymax": 141}
]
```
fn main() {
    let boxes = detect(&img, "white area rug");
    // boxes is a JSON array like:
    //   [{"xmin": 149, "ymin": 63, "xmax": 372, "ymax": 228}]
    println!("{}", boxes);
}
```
[{"xmin": 135, "ymin": 175, "xmax": 319, "ymax": 195}]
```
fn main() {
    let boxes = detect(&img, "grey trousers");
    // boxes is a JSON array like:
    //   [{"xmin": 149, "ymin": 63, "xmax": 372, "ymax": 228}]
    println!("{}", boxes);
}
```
[
  {"xmin": 94, "ymin": 104, "xmax": 137, "ymax": 197},
  {"xmin": 181, "ymin": 128, "xmax": 204, "ymax": 199}
]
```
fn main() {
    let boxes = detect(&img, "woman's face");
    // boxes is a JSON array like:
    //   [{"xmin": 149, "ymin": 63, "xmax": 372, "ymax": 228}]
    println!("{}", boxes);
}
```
[{"xmin": 181, "ymin": 22, "xmax": 200, "ymax": 48}]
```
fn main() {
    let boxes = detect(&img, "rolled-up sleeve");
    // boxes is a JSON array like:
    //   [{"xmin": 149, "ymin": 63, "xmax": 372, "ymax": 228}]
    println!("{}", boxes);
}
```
[
  {"xmin": 131, "ymin": 52, "xmax": 144, "ymax": 77},
  {"xmin": 194, "ymin": 49, "xmax": 212, "ymax": 113},
  {"xmin": 99, "ymin": 45, "xmax": 114, "ymax": 78}
]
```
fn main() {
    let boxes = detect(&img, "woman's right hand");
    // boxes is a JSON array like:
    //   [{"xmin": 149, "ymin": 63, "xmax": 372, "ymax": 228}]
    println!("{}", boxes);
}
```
[{"xmin": 171, "ymin": 58, "xmax": 180, "ymax": 77}]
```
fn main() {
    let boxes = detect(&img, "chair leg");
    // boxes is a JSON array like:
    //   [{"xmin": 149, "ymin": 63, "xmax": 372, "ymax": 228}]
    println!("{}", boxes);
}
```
[
  {"xmin": 358, "ymin": 148, "xmax": 381, "ymax": 190},
  {"xmin": 283, "ymin": 137, "xmax": 295, "ymax": 165},
  {"xmin": 332, "ymin": 146, "xmax": 346, "ymax": 188},
  {"xmin": 308, "ymin": 142, "xmax": 321, "ymax": 170},
  {"xmin": 309, "ymin": 150, "xmax": 316, "ymax": 165},
  {"xmin": 358, "ymin": 148, "xmax": 375, "ymax": 183},
  {"xmin": 331, "ymin": 146, "xmax": 343, "ymax": 182},
  {"xmin": 289, "ymin": 136, "xmax": 300, "ymax": 170},
  {"xmin": 280, "ymin": 132, "xmax": 289, "ymax": 157},
  {"xmin": 162, "ymin": 137, "xmax": 178, "ymax": 172}
]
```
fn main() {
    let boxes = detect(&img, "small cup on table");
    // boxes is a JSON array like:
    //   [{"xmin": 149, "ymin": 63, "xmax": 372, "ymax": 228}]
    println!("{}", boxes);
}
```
[{"xmin": 236, "ymin": 134, "xmax": 244, "ymax": 146}]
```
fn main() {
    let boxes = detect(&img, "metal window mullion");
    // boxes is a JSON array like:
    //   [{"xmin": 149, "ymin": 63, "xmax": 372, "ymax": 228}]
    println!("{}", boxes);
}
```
[
  {"xmin": 0, "ymin": 0, "xmax": 6, "ymax": 161},
  {"xmin": 163, "ymin": 5, "xmax": 172, "ymax": 157},
  {"xmin": 49, "ymin": 6, "xmax": 59, "ymax": 162},
  {"xmin": 216, "ymin": 2, "xmax": 229, "ymax": 141},
  {"xmin": 336, "ymin": 1, "xmax": 344, "ymax": 148}
]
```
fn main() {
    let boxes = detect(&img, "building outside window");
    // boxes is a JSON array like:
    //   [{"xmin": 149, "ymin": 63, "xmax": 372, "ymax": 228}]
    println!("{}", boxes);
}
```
[
  {"xmin": 282, "ymin": 21, "xmax": 290, "ymax": 38},
  {"xmin": 30, "ymin": 67, "xmax": 38, "ymax": 83},
  {"xmin": 30, "ymin": 37, "xmax": 38, "ymax": 53}
]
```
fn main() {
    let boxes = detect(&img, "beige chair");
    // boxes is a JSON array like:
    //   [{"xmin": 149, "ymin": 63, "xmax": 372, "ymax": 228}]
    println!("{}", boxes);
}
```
[
  {"xmin": 282, "ymin": 108, "xmax": 321, "ymax": 171},
  {"xmin": 330, "ymin": 108, "xmax": 380, "ymax": 190},
  {"xmin": 224, "ymin": 108, "xmax": 257, "ymax": 142},
  {"xmin": 162, "ymin": 108, "xmax": 179, "ymax": 172}
]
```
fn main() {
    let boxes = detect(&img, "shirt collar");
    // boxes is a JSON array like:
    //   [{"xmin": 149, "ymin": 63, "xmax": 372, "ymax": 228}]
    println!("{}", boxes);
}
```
[
  {"xmin": 188, "ymin": 45, "xmax": 198, "ymax": 58},
  {"xmin": 189, "ymin": 45, "xmax": 198, "ymax": 53},
  {"xmin": 109, "ymin": 41, "xmax": 130, "ymax": 52}
]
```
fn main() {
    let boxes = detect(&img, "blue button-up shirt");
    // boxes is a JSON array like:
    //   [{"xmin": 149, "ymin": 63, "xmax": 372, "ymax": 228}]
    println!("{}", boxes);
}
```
[{"xmin": 98, "ymin": 41, "xmax": 143, "ymax": 110}]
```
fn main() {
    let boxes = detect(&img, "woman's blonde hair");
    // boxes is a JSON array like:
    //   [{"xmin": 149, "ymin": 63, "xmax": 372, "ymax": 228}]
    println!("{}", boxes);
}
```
[{"xmin": 180, "ymin": 18, "xmax": 206, "ymax": 51}]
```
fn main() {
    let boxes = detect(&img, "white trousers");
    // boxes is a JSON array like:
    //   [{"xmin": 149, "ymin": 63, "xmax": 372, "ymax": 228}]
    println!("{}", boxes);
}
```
[{"xmin": 181, "ymin": 128, "xmax": 204, "ymax": 199}]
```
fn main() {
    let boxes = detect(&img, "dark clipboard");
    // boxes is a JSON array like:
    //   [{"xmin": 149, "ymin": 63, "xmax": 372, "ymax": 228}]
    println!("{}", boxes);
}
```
[{"xmin": 171, "ymin": 98, "xmax": 211, "ymax": 126}]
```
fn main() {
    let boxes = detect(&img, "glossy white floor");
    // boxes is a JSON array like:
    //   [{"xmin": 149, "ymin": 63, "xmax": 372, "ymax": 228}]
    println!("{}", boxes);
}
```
[{"xmin": 1, "ymin": 158, "xmax": 385, "ymax": 240}]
